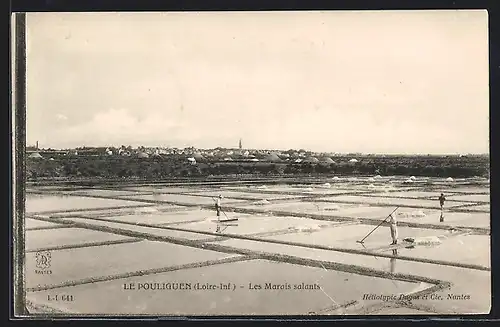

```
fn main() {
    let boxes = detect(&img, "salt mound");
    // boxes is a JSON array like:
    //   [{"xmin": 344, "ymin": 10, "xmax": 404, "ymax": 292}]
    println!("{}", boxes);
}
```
[
  {"xmin": 254, "ymin": 199, "xmax": 270, "ymax": 205},
  {"xmin": 320, "ymin": 183, "xmax": 331, "ymax": 188},
  {"xmin": 446, "ymin": 177, "xmax": 454, "ymax": 182},
  {"xmin": 403, "ymin": 179, "xmax": 414, "ymax": 184},
  {"xmin": 398, "ymin": 210, "xmax": 426, "ymax": 218},
  {"xmin": 374, "ymin": 175, "xmax": 382, "ymax": 179},
  {"xmin": 331, "ymin": 176, "xmax": 340, "ymax": 181},
  {"xmin": 410, "ymin": 176, "xmax": 417, "ymax": 181},
  {"xmin": 295, "ymin": 224, "xmax": 322, "ymax": 232},
  {"xmin": 135, "ymin": 207, "xmax": 158, "ymax": 214},
  {"xmin": 324, "ymin": 204, "xmax": 341, "ymax": 211},
  {"xmin": 403, "ymin": 236, "xmax": 442, "ymax": 246}
]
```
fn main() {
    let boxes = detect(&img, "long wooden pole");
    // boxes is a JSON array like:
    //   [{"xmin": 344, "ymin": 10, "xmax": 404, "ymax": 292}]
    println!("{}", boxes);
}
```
[{"xmin": 357, "ymin": 207, "xmax": 399, "ymax": 243}]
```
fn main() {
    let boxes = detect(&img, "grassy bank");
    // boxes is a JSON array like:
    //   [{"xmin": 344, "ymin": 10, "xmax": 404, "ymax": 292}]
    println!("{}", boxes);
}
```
[{"xmin": 25, "ymin": 155, "xmax": 489, "ymax": 184}]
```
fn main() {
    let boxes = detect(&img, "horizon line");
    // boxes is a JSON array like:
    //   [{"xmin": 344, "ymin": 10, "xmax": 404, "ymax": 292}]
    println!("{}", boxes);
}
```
[{"xmin": 25, "ymin": 144, "xmax": 489, "ymax": 156}]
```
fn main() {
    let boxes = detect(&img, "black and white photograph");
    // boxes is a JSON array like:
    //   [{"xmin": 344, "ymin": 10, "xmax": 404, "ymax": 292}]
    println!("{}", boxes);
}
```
[{"xmin": 13, "ymin": 10, "xmax": 490, "ymax": 316}]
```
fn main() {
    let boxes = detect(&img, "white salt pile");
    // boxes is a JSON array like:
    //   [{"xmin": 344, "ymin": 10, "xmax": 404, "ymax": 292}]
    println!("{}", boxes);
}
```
[
  {"xmin": 331, "ymin": 176, "xmax": 340, "ymax": 181},
  {"xmin": 403, "ymin": 236, "xmax": 442, "ymax": 246},
  {"xmin": 254, "ymin": 199, "xmax": 270, "ymax": 205},
  {"xmin": 374, "ymin": 175, "xmax": 382, "ymax": 179},
  {"xmin": 398, "ymin": 210, "xmax": 426, "ymax": 218},
  {"xmin": 446, "ymin": 177, "xmax": 454, "ymax": 182},
  {"xmin": 410, "ymin": 176, "xmax": 417, "ymax": 181},
  {"xmin": 295, "ymin": 224, "xmax": 322, "ymax": 232},
  {"xmin": 320, "ymin": 183, "xmax": 331, "ymax": 188},
  {"xmin": 403, "ymin": 179, "xmax": 414, "ymax": 184},
  {"xmin": 324, "ymin": 204, "xmax": 341, "ymax": 211},
  {"xmin": 135, "ymin": 207, "xmax": 158, "ymax": 214}
]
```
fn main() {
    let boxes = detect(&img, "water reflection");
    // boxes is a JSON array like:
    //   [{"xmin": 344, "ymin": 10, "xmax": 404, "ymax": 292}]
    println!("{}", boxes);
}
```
[{"xmin": 390, "ymin": 249, "xmax": 399, "ymax": 273}]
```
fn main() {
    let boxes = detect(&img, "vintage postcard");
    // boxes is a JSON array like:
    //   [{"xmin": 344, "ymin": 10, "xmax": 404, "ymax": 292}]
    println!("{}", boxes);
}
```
[{"xmin": 13, "ymin": 10, "xmax": 490, "ymax": 317}]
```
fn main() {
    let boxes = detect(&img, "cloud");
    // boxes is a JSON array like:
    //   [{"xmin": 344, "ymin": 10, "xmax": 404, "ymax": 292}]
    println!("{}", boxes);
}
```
[{"xmin": 51, "ymin": 108, "xmax": 185, "ymax": 147}]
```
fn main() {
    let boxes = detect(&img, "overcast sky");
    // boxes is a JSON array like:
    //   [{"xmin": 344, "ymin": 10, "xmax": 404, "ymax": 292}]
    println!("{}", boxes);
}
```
[{"xmin": 26, "ymin": 10, "xmax": 489, "ymax": 154}]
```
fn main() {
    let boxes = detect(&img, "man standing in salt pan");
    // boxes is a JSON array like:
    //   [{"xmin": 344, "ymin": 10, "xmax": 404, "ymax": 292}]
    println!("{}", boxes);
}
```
[
  {"xmin": 215, "ymin": 195, "xmax": 223, "ymax": 221},
  {"xmin": 389, "ymin": 213, "xmax": 398, "ymax": 245},
  {"xmin": 439, "ymin": 193, "xmax": 446, "ymax": 222}
]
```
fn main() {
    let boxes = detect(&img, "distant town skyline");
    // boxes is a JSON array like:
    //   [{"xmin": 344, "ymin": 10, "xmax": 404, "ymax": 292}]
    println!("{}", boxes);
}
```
[
  {"xmin": 26, "ymin": 11, "xmax": 489, "ymax": 154},
  {"xmin": 26, "ymin": 140, "xmax": 489, "ymax": 156}
]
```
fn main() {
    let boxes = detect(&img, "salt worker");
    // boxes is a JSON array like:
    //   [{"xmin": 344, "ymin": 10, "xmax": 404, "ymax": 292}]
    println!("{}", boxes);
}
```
[
  {"xmin": 389, "ymin": 213, "xmax": 398, "ymax": 245},
  {"xmin": 438, "ymin": 193, "xmax": 446, "ymax": 222},
  {"xmin": 439, "ymin": 193, "xmax": 446, "ymax": 209},
  {"xmin": 215, "ymin": 195, "xmax": 223, "ymax": 221}
]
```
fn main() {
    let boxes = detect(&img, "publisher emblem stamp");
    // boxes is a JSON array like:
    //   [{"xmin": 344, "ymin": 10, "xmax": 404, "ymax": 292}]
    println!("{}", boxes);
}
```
[{"xmin": 35, "ymin": 251, "xmax": 52, "ymax": 274}]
